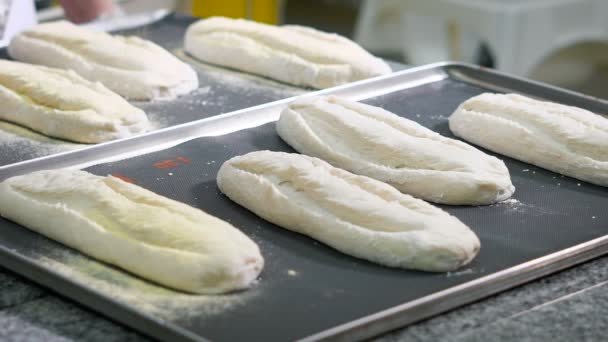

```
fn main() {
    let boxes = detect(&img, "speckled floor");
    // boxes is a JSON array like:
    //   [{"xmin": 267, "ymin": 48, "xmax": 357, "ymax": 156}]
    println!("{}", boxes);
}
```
[{"xmin": 378, "ymin": 257, "xmax": 608, "ymax": 342}]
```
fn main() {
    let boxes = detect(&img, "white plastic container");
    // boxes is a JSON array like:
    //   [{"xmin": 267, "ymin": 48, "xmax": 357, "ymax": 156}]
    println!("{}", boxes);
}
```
[{"xmin": 355, "ymin": 0, "xmax": 608, "ymax": 77}]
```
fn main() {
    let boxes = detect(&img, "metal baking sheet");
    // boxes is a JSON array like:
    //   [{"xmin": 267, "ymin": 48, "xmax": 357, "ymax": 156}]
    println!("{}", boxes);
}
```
[
  {"xmin": 0, "ymin": 63, "xmax": 606, "ymax": 341},
  {"xmin": 0, "ymin": 15, "xmax": 307, "ymax": 166}
]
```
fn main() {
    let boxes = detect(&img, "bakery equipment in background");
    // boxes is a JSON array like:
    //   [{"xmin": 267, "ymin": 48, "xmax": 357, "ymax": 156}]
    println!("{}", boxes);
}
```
[
  {"xmin": 0, "ymin": 0, "xmax": 36, "ymax": 48},
  {"xmin": 179, "ymin": 0, "xmax": 282, "ymax": 24},
  {"xmin": 354, "ymin": 0, "xmax": 608, "ymax": 98},
  {"xmin": 33, "ymin": 0, "xmax": 283, "ymax": 32}
]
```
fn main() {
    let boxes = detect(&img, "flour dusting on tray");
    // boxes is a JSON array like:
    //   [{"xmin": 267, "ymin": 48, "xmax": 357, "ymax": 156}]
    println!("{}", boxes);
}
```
[{"xmin": 37, "ymin": 249, "xmax": 260, "ymax": 321}]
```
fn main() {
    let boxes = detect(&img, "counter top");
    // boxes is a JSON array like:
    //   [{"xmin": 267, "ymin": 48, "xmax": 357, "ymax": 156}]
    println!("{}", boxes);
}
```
[{"xmin": 2, "ymin": 255, "xmax": 606, "ymax": 341}]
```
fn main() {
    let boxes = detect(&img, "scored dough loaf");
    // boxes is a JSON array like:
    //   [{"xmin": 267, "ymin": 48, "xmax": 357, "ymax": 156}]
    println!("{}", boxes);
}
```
[
  {"xmin": 449, "ymin": 93, "xmax": 608, "ymax": 187},
  {"xmin": 277, "ymin": 96, "xmax": 515, "ymax": 205},
  {"xmin": 0, "ymin": 60, "xmax": 149, "ymax": 143},
  {"xmin": 217, "ymin": 151, "xmax": 480, "ymax": 272},
  {"xmin": 0, "ymin": 170, "xmax": 264, "ymax": 294},
  {"xmin": 184, "ymin": 17, "xmax": 391, "ymax": 89},
  {"xmin": 9, "ymin": 20, "xmax": 198, "ymax": 100}
]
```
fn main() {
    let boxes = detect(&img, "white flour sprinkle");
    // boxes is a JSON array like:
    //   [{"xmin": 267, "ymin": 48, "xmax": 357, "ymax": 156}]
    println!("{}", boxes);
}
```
[
  {"xmin": 428, "ymin": 114, "xmax": 448, "ymax": 120},
  {"xmin": 493, "ymin": 198, "xmax": 560, "ymax": 216},
  {"xmin": 0, "ymin": 122, "xmax": 87, "ymax": 163},
  {"xmin": 493, "ymin": 198, "xmax": 527, "ymax": 213},
  {"xmin": 175, "ymin": 49, "xmax": 304, "ymax": 99},
  {"xmin": 501, "ymin": 198, "xmax": 521, "ymax": 206},
  {"xmin": 37, "ymin": 250, "xmax": 259, "ymax": 321},
  {"xmin": 130, "ymin": 50, "xmax": 305, "ymax": 132},
  {"xmin": 446, "ymin": 268, "xmax": 475, "ymax": 277}
]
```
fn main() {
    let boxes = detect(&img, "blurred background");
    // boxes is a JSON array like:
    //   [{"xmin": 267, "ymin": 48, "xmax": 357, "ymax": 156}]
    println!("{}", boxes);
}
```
[
  {"xmin": 23, "ymin": 0, "xmax": 608, "ymax": 98},
  {"xmin": 285, "ymin": 0, "xmax": 608, "ymax": 100}
]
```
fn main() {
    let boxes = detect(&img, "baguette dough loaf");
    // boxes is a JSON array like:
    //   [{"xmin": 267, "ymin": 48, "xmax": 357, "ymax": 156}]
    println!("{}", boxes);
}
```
[
  {"xmin": 0, "ymin": 170, "xmax": 264, "ymax": 294},
  {"xmin": 217, "ymin": 151, "xmax": 480, "ymax": 272},
  {"xmin": 0, "ymin": 60, "xmax": 149, "ymax": 143},
  {"xmin": 8, "ymin": 21, "xmax": 198, "ymax": 100},
  {"xmin": 449, "ymin": 93, "xmax": 608, "ymax": 187},
  {"xmin": 277, "ymin": 96, "xmax": 515, "ymax": 205},
  {"xmin": 184, "ymin": 17, "xmax": 391, "ymax": 89}
]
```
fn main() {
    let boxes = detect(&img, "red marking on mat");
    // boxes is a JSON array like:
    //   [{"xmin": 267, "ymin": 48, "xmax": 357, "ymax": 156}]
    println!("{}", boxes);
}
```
[
  {"xmin": 154, "ymin": 160, "xmax": 180, "ymax": 169},
  {"xmin": 111, "ymin": 173, "xmax": 135, "ymax": 184},
  {"xmin": 154, "ymin": 156, "xmax": 192, "ymax": 169}
]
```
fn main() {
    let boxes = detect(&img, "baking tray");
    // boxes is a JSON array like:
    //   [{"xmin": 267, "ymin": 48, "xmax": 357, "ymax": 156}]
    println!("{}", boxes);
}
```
[
  {"xmin": 0, "ymin": 63, "xmax": 606, "ymax": 341},
  {"xmin": 0, "ymin": 14, "xmax": 308, "ymax": 166}
]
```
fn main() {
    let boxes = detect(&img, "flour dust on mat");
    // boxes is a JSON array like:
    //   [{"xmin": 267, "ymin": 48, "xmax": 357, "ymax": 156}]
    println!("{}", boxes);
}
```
[
  {"xmin": 134, "ymin": 50, "xmax": 304, "ymax": 130},
  {"xmin": 0, "ymin": 121, "xmax": 86, "ymax": 163},
  {"xmin": 37, "ymin": 249, "xmax": 259, "ymax": 321},
  {"xmin": 175, "ymin": 49, "xmax": 306, "ymax": 96}
]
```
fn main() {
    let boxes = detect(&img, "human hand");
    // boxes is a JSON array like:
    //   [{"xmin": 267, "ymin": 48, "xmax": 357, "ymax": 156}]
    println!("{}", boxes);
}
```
[{"xmin": 58, "ymin": 0, "xmax": 113, "ymax": 23}]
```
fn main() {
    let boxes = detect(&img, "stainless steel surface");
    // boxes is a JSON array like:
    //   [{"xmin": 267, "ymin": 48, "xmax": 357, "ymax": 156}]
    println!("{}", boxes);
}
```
[{"xmin": 0, "ymin": 63, "xmax": 606, "ymax": 341}]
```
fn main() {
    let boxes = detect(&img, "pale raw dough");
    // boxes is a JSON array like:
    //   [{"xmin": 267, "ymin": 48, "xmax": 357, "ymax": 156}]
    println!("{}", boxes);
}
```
[
  {"xmin": 184, "ymin": 17, "xmax": 391, "ymax": 89},
  {"xmin": 217, "ymin": 151, "xmax": 480, "ymax": 272},
  {"xmin": 0, "ymin": 60, "xmax": 149, "ymax": 143},
  {"xmin": 277, "ymin": 96, "xmax": 514, "ymax": 205},
  {"xmin": 8, "ymin": 21, "xmax": 198, "ymax": 100},
  {"xmin": 449, "ymin": 93, "xmax": 608, "ymax": 187},
  {"xmin": 0, "ymin": 170, "xmax": 264, "ymax": 294}
]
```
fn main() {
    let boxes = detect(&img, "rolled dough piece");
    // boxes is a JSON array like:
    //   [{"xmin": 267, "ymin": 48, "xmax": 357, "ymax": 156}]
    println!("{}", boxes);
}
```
[
  {"xmin": 277, "ymin": 96, "xmax": 514, "ymax": 205},
  {"xmin": 0, "ymin": 60, "xmax": 149, "ymax": 143},
  {"xmin": 0, "ymin": 170, "xmax": 264, "ymax": 294},
  {"xmin": 217, "ymin": 151, "xmax": 480, "ymax": 272},
  {"xmin": 8, "ymin": 20, "xmax": 198, "ymax": 100},
  {"xmin": 184, "ymin": 17, "xmax": 391, "ymax": 89},
  {"xmin": 449, "ymin": 93, "xmax": 608, "ymax": 187}
]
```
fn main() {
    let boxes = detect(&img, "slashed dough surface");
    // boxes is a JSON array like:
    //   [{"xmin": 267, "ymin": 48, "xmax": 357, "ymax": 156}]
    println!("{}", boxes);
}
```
[
  {"xmin": 184, "ymin": 17, "xmax": 391, "ymax": 89},
  {"xmin": 277, "ymin": 96, "xmax": 514, "ymax": 204},
  {"xmin": 0, "ymin": 169, "xmax": 264, "ymax": 294},
  {"xmin": 218, "ymin": 151, "xmax": 480, "ymax": 272},
  {"xmin": 0, "ymin": 60, "xmax": 149, "ymax": 143},
  {"xmin": 450, "ymin": 93, "xmax": 608, "ymax": 187},
  {"xmin": 9, "ymin": 21, "xmax": 198, "ymax": 100}
]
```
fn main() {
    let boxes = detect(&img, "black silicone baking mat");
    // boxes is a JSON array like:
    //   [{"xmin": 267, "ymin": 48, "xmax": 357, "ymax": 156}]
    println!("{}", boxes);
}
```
[{"xmin": 0, "ymin": 74, "xmax": 605, "ymax": 341}]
